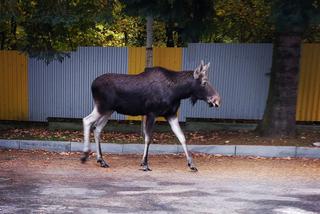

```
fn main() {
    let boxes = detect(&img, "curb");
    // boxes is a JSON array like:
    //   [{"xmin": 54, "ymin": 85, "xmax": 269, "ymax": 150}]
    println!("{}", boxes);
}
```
[{"xmin": 1, "ymin": 139, "xmax": 320, "ymax": 159}]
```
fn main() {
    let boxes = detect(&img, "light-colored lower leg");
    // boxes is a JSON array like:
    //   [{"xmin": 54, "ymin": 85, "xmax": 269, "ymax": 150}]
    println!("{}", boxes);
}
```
[
  {"xmin": 142, "ymin": 117, "xmax": 150, "ymax": 163},
  {"xmin": 94, "ymin": 112, "xmax": 112, "ymax": 160},
  {"xmin": 83, "ymin": 106, "xmax": 101, "ymax": 153},
  {"xmin": 142, "ymin": 134, "xmax": 150, "ymax": 164},
  {"xmin": 167, "ymin": 116, "xmax": 191, "ymax": 162}
]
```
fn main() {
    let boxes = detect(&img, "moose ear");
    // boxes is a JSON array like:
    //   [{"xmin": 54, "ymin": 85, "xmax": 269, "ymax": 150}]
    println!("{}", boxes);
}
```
[
  {"xmin": 202, "ymin": 62, "xmax": 210, "ymax": 71},
  {"xmin": 193, "ymin": 63, "xmax": 202, "ymax": 79},
  {"xmin": 200, "ymin": 62, "xmax": 210, "ymax": 77}
]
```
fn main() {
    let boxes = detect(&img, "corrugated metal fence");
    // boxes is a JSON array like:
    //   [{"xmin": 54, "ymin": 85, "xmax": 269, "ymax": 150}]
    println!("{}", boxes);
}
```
[
  {"xmin": 1, "ymin": 44, "xmax": 320, "ymax": 122},
  {"xmin": 28, "ymin": 47, "xmax": 127, "ymax": 121},
  {"xmin": 180, "ymin": 43, "xmax": 273, "ymax": 121},
  {"xmin": 127, "ymin": 47, "xmax": 183, "ymax": 121}
]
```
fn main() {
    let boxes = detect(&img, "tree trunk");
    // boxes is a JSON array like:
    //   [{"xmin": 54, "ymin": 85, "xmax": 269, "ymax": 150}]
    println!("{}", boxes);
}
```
[
  {"xmin": 143, "ymin": 15, "xmax": 154, "ymax": 133},
  {"xmin": 10, "ymin": 16, "xmax": 17, "ymax": 49},
  {"xmin": 176, "ymin": 28, "xmax": 185, "ymax": 47},
  {"xmin": 257, "ymin": 33, "xmax": 302, "ymax": 137},
  {"xmin": 0, "ymin": 32, "xmax": 5, "ymax": 50},
  {"xmin": 165, "ymin": 21, "xmax": 174, "ymax": 47},
  {"xmin": 124, "ymin": 31, "xmax": 128, "ymax": 46},
  {"xmin": 146, "ymin": 15, "xmax": 153, "ymax": 68}
]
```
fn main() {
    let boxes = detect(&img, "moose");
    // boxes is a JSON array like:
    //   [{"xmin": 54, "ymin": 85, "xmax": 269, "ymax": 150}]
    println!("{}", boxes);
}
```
[{"xmin": 81, "ymin": 60, "xmax": 220, "ymax": 171}]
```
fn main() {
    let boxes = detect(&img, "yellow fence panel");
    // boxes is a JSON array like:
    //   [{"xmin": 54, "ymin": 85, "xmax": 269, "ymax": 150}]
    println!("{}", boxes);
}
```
[
  {"xmin": 0, "ymin": 51, "xmax": 28, "ymax": 121},
  {"xmin": 153, "ymin": 47, "xmax": 182, "ymax": 71},
  {"xmin": 127, "ymin": 47, "xmax": 183, "ymax": 121},
  {"xmin": 296, "ymin": 44, "xmax": 320, "ymax": 121},
  {"xmin": 128, "ymin": 47, "xmax": 146, "ymax": 75},
  {"xmin": 127, "ymin": 47, "xmax": 146, "ymax": 121},
  {"xmin": 154, "ymin": 47, "xmax": 182, "ymax": 121}
]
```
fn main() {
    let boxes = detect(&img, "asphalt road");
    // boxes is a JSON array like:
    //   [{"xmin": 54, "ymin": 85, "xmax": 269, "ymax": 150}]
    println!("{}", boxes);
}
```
[{"xmin": 0, "ymin": 150, "xmax": 320, "ymax": 214}]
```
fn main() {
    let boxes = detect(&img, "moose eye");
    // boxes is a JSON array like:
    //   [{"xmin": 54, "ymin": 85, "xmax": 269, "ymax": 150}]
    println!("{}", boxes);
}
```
[{"xmin": 201, "ymin": 81, "xmax": 207, "ymax": 86}]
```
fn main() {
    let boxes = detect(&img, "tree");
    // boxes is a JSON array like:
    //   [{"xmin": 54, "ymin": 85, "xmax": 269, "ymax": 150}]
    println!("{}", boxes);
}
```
[
  {"xmin": 0, "ymin": 0, "xmax": 24, "ymax": 50},
  {"xmin": 159, "ymin": 0, "xmax": 215, "ymax": 46},
  {"xmin": 257, "ymin": 0, "xmax": 320, "ymax": 137},
  {"xmin": 122, "ymin": 0, "xmax": 215, "ymax": 47},
  {"xmin": 145, "ymin": 15, "xmax": 153, "ymax": 67},
  {"xmin": 209, "ymin": 0, "xmax": 273, "ymax": 43},
  {"xmin": 0, "ymin": 0, "xmax": 114, "ymax": 62},
  {"xmin": 122, "ymin": 0, "xmax": 161, "ymax": 67}
]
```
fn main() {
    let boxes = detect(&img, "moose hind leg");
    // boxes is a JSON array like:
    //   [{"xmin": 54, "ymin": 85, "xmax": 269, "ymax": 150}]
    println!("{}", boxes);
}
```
[
  {"xmin": 94, "ymin": 112, "xmax": 113, "ymax": 168},
  {"xmin": 167, "ymin": 116, "xmax": 197, "ymax": 172},
  {"xmin": 141, "ymin": 115, "xmax": 155, "ymax": 171},
  {"xmin": 81, "ymin": 106, "xmax": 101, "ymax": 163}
]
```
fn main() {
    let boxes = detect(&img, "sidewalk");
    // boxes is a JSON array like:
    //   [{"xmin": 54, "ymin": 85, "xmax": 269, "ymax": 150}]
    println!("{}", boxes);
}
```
[{"xmin": 1, "ymin": 139, "xmax": 320, "ymax": 158}]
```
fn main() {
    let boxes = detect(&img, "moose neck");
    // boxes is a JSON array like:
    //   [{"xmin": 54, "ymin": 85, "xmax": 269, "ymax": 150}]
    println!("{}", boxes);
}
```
[{"xmin": 171, "ymin": 71, "xmax": 197, "ymax": 101}]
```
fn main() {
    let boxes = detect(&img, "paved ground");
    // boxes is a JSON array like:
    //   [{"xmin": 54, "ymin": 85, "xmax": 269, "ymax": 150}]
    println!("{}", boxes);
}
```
[{"xmin": 0, "ymin": 150, "xmax": 320, "ymax": 214}]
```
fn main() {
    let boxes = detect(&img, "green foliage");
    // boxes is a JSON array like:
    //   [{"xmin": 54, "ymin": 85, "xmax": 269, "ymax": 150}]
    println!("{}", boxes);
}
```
[
  {"xmin": 102, "ymin": 1, "xmax": 166, "ymax": 47},
  {"xmin": 209, "ymin": 0, "xmax": 273, "ymax": 43},
  {"xmin": 173, "ymin": 0, "xmax": 215, "ymax": 43},
  {"xmin": 0, "ymin": 0, "xmax": 166, "ymax": 61},
  {"xmin": 107, "ymin": 1, "xmax": 146, "ymax": 47},
  {"xmin": 122, "ymin": 0, "xmax": 215, "ymax": 45},
  {"xmin": 23, "ymin": 0, "xmax": 114, "ymax": 62},
  {"xmin": 1, "ymin": 0, "xmax": 319, "ymax": 62},
  {"xmin": 0, "ymin": 0, "xmax": 24, "ymax": 49},
  {"xmin": 272, "ymin": 0, "xmax": 320, "ymax": 33},
  {"xmin": 0, "ymin": 0, "xmax": 114, "ymax": 62}
]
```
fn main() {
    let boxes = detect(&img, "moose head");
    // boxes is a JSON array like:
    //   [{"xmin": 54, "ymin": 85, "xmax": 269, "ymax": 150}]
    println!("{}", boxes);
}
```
[{"xmin": 191, "ymin": 60, "xmax": 221, "ymax": 108}]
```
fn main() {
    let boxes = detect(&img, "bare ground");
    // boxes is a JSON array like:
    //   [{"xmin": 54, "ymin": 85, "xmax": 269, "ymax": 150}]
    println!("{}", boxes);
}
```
[
  {"xmin": 1, "ymin": 150, "xmax": 320, "ymax": 213},
  {"xmin": 1, "ymin": 149, "xmax": 320, "ymax": 180}
]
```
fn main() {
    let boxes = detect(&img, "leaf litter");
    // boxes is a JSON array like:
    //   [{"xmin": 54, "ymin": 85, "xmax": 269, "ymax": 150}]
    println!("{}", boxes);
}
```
[{"xmin": 0, "ymin": 127, "xmax": 319, "ymax": 146}]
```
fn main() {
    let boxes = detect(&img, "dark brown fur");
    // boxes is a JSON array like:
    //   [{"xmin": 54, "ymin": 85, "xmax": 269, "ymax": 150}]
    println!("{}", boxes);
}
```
[{"xmin": 91, "ymin": 67, "xmax": 218, "ymax": 118}]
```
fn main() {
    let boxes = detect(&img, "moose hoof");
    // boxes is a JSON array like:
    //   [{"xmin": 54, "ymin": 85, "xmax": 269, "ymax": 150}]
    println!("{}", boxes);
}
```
[
  {"xmin": 143, "ymin": 166, "xmax": 152, "ymax": 171},
  {"xmin": 142, "ymin": 167, "xmax": 152, "ymax": 171},
  {"xmin": 80, "ymin": 152, "xmax": 90, "ymax": 163},
  {"xmin": 97, "ymin": 159, "xmax": 109, "ymax": 168},
  {"xmin": 188, "ymin": 162, "xmax": 198, "ymax": 172},
  {"xmin": 189, "ymin": 166, "xmax": 198, "ymax": 172},
  {"xmin": 140, "ymin": 163, "xmax": 152, "ymax": 171}
]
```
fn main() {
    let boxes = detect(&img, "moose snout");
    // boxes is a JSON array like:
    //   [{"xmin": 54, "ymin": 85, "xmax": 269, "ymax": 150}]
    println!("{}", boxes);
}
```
[{"xmin": 208, "ymin": 95, "xmax": 221, "ymax": 108}]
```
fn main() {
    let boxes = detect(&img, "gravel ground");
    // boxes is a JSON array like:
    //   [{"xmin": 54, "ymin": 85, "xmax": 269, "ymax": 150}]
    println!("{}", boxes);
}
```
[{"xmin": 0, "ymin": 149, "xmax": 320, "ymax": 213}]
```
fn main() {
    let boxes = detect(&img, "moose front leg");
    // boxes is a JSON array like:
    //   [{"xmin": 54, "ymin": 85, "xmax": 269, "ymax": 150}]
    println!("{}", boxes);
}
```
[
  {"xmin": 141, "ymin": 114, "xmax": 155, "ymax": 171},
  {"xmin": 167, "ymin": 116, "xmax": 197, "ymax": 172}
]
